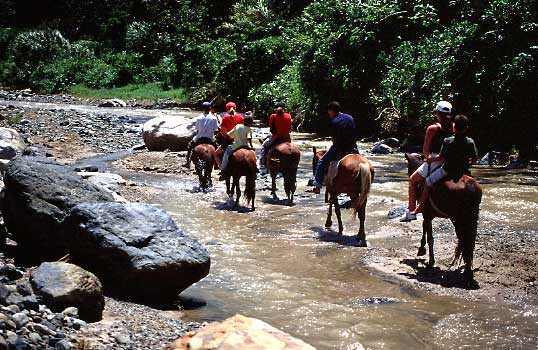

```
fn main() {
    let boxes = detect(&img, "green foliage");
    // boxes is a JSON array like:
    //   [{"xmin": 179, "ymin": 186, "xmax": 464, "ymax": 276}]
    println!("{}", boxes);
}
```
[{"xmin": 69, "ymin": 83, "xmax": 186, "ymax": 102}]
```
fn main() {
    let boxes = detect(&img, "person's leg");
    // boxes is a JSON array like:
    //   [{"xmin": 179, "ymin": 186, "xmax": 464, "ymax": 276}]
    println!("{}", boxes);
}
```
[
  {"xmin": 221, "ymin": 145, "xmax": 233, "ymax": 172},
  {"xmin": 259, "ymin": 137, "xmax": 274, "ymax": 170},
  {"xmin": 400, "ymin": 168, "xmax": 425, "ymax": 222},
  {"xmin": 183, "ymin": 139, "xmax": 195, "ymax": 167},
  {"xmin": 313, "ymin": 147, "xmax": 337, "ymax": 189},
  {"xmin": 413, "ymin": 167, "xmax": 447, "ymax": 214}
]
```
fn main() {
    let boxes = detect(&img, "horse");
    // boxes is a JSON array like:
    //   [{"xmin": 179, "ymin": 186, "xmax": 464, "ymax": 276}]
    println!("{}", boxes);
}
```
[
  {"xmin": 405, "ymin": 153, "xmax": 482, "ymax": 280},
  {"xmin": 225, "ymin": 148, "xmax": 257, "ymax": 211},
  {"xmin": 312, "ymin": 147, "xmax": 374, "ymax": 246},
  {"xmin": 191, "ymin": 143, "xmax": 215, "ymax": 190},
  {"xmin": 267, "ymin": 142, "xmax": 301, "ymax": 205}
]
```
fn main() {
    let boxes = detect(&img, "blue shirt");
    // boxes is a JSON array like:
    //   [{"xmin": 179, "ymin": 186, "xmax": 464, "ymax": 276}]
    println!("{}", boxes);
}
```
[{"xmin": 330, "ymin": 113, "xmax": 357, "ymax": 152}]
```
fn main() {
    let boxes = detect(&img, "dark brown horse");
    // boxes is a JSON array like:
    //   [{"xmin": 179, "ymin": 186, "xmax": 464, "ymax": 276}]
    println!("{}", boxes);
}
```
[
  {"xmin": 312, "ymin": 148, "xmax": 374, "ymax": 246},
  {"xmin": 192, "ymin": 144, "xmax": 215, "ymax": 190},
  {"xmin": 405, "ymin": 153, "xmax": 482, "ymax": 279},
  {"xmin": 225, "ymin": 148, "xmax": 257, "ymax": 211},
  {"xmin": 267, "ymin": 142, "xmax": 301, "ymax": 205}
]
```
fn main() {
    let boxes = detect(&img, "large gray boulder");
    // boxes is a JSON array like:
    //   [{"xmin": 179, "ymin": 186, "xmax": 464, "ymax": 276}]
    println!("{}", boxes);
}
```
[
  {"xmin": 30, "ymin": 262, "xmax": 104, "ymax": 322},
  {"xmin": 2, "ymin": 157, "xmax": 114, "ymax": 261},
  {"xmin": 63, "ymin": 202, "xmax": 210, "ymax": 302},
  {"xmin": 0, "ymin": 128, "xmax": 25, "ymax": 160},
  {"xmin": 142, "ymin": 116, "xmax": 195, "ymax": 151}
]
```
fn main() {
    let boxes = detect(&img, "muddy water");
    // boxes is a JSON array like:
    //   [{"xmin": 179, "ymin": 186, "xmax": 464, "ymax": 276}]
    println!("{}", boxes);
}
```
[{"xmin": 127, "ymin": 134, "xmax": 538, "ymax": 350}]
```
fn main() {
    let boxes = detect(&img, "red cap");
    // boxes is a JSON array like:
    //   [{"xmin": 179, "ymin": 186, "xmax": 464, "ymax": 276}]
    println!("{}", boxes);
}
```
[{"xmin": 226, "ymin": 102, "xmax": 236, "ymax": 111}]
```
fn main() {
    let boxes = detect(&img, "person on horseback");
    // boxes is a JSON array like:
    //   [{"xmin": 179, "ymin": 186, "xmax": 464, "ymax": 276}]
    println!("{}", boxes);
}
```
[
  {"xmin": 312, "ymin": 101, "xmax": 359, "ymax": 194},
  {"xmin": 183, "ymin": 101, "xmax": 219, "ymax": 168},
  {"xmin": 412, "ymin": 115, "xmax": 478, "ymax": 215},
  {"xmin": 400, "ymin": 101, "xmax": 454, "ymax": 222},
  {"xmin": 259, "ymin": 101, "xmax": 292, "ymax": 175},
  {"xmin": 215, "ymin": 102, "xmax": 244, "ymax": 169},
  {"xmin": 220, "ymin": 115, "xmax": 254, "ymax": 180}
]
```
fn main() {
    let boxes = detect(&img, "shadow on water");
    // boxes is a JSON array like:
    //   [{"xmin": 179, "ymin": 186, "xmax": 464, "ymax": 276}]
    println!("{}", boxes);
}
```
[
  {"xmin": 399, "ymin": 258, "xmax": 480, "ymax": 290},
  {"xmin": 310, "ymin": 226, "xmax": 362, "ymax": 247}
]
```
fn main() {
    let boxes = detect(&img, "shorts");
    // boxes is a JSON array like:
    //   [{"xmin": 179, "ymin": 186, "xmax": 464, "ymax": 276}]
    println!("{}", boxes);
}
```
[
  {"xmin": 417, "ymin": 154, "xmax": 443, "ymax": 178},
  {"xmin": 426, "ymin": 167, "xmax": 448, "ymax": 187}
]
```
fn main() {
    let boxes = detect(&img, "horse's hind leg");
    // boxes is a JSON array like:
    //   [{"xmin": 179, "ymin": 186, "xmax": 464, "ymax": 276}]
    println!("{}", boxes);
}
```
[
  {"xmin": 271, "ymin": 173, "xmax": 277, "ymax": 200},
  {"xmin": 424, "ymin": 217, "xmax": 435, "ymax": 268},
  {"xmin": 357, "ymin": 203, "xmax": 367, "ymax": 247},
  {"xmin": 334, "ymin": 198, "xmax": 343, "ymax": 235},
  {"xmin": 417, "ymin": 231, "xmax": 427, "ymax": 256},
  {"xmin": 234, "ymin": 177, "xmax": 241, "ymax": 208},
  {"xmin": 325, "ymin": 196, "xmax": 333, "ymax": 229}
]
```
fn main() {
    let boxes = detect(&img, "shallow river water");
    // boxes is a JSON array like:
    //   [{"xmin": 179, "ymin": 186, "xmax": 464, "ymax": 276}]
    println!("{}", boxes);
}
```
[
  {"xmin": 126, "ymin": 134, "xmax": 538, "ymax": 350},
  {"xmin": 4, "ymin": 99, "xmax": 536, "ymax": 349}
]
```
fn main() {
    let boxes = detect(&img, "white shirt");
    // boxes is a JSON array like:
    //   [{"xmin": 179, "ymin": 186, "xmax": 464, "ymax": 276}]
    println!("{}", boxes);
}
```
[{"xmin": 193, "ymin": 113, "xmax": 219, "ymax": 142}]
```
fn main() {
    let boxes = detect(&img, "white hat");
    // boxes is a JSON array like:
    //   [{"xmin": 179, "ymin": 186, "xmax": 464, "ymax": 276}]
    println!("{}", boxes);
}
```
[{"xmin": 435, "ymin": 101, "xmax": 452, "ymax": 114}]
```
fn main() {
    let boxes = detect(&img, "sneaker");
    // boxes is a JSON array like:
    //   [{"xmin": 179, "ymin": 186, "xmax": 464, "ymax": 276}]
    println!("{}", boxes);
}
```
[
  {"xmin": 259, "ymin": 167, "xmax": 268, "ymax": 175},
  {"xmin": 399, "ymin": 210, "xmax": 417, "ymax": 222}
]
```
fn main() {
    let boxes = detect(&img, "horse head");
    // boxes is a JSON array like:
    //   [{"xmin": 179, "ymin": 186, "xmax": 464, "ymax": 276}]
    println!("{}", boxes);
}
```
[{"xmin": 405, "ymin": 153, "xmax": 423, "ymax": 177}]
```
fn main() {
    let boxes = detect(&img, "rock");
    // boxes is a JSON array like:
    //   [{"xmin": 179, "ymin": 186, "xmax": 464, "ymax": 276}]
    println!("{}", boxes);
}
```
[
  {"xmin": 0, "ymin": 127, "xmax": 25, "ymax": 160},
  {"xmin": 4, "ymin": 332, "xmax": 16, "ymax": 348},
  {"xmin": 142, "ymin": 116, "xmax": 196, "ymax": 151},
  {"xmin": 30, "ymin": 262, "xmax": 104, "ymax": 322},
  {"xmin": 28, "ymin": 332, "xmax": 42, "ymax": 344},
  {"xmin": 0, "ymin": 336, "xmax": 7, "ymax": 350},
  {"xmin": 77, "ymin": 172, "xmax": 126, "ymax": 193},
  {"xmin": 12, "ymin": 312, "xmax": 29, "ymax": 328},
  {"xmin": 61, "ymin": 307, "xmax": 78, "ymax": 318},
  {"xmin": 0, "ymin": 283, "xmax": 10, "ymax": 303},
  {"xmin": 0, "ymin": 264, "xmax": 23, "ymax": 280},
  {"xmin": 16, "ymin": 280, "xmax": 33, "ymax": 296},
  {"xmin": 97, "ymin": 99, "xmax": 126, "ymax": 108},
  {"xmin": 167, "ymin": 314, "xmax": 317, "ymax": 350},
  {"xmin": 63, "ymin": 202, "xmax": 210, "ymax": 302},
  {"xmin": 370, "ymin": 143, "xmax": 393, "ymax": 155},
  {"xmin": 2, "ymin": 157, "xmax": 114, "ymax": 261},
  {"xmin": 21, "ymin": 295, "xmax": 40, "ymax": 311},
  {"xmin": 55, "ymin": 339, "xmax": 72, "ymax": 350},
  {"xmin": 387, "ymin": 206, "xmax": 407, "ymax": 219},
  {"xmin": 22, "ymin": 146, "xmax": 46, "ymax": 157},
  {"xmin": 381, "ymin": 137, "xmax": 400, "ymax": 148}
]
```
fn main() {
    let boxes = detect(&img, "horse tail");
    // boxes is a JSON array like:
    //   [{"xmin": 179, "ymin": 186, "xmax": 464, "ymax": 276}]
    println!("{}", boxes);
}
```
[
  {"xmin": 352, "ymin": 162, "xmax": 372, "ymax": 217},
  {"xmin": 245, "ymin": 169, "xmax": 256, "ymax": 206}
]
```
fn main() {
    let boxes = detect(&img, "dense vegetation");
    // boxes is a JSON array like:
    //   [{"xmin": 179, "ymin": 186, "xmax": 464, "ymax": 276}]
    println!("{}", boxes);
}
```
[{"xmin": 1, "ymin": 0, "xmax": 537, "ymax": 159}]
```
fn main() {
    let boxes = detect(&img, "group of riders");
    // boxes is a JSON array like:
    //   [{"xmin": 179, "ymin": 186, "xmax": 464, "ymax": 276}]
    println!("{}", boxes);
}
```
[{"xmin": 183, "ymin": 98, "xmax": 478, "ymax": 223}]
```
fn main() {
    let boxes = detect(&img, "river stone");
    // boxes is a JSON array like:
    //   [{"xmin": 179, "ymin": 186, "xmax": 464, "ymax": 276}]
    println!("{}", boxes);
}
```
[
  {"xmin": 370, "ymin": 143, "xmax": 392, "ymax": 155},
  {"xmin": 142, "ymin": 116, "xmax": 196, "ymax": 151},
  {"xmin": 0, "ymin": 127, "xmax": 25, "ymax": 160},
  {"xmin": 77, "ymin": 172, "xmax": 126, "ymax": 193},
  {"xmin": 30, "ymin": 262, "xmax": 104, "ymax": 322},
  {"xmin": 98, "ymin": 99, "xmax": 126, "ymax": 108},
  {"xmin": 1, "ymin": 157, "xmax": 114, "ymax": 262},
  {"xmin": 63, "ymin": 202, "xmax": 210, "ymax": 302},
  {"xmin": 167, "ymin": 314, "xmax": 317, "ymax": 350}
]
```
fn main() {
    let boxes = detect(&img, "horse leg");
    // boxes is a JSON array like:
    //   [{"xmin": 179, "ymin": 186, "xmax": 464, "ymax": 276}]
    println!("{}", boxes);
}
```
[
  {"xmin": 271, "ymin": 173, "xmax": 277, "ymax": 200},
  {"xmin": 325, "ymin": 196, "xmax": 333, "ymax": 229},
  {"xmin": 357, "ymin": 201, "xmax": 367, "ymax": 247},
  {"xmin": 334, "ymin": 197, "xmax": 343, "ymax": 235},
  {"xmin": 424, "ymin": 217, "xmax": 435, "ymax": 268},
  {"xmin": 417, "ymin": 231, "xmax": 427, "ymax": 256},
  {"xmin": 234, "ymin": 176, "xmax": 241, "ymax": 208},
  {"xmin": 226, "ymin": 176, "xmax": 232, "ymax": 198}
]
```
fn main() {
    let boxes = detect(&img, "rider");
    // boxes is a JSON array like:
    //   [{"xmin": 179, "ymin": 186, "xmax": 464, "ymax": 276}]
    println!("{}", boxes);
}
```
[
  {"xmin": 220, "ymin": 115, "xmax": 254, "ymax": 180},
  {"xmin": 400, "ymin": 101, "xmax": 454, "ymax": 222},
  {"xmin": 183, "ymin": 101, "xmax": 219, "ymax": 168},
  {"xmin": 259, "ymin": 101, "xmax": 292, "ymax": 174},
  {"xmin": 215, "ymin": 102, "xmax": 244, "ymax": 169},
  {"xmin": 412, "ymin": 114, "xmax": 478, "ymax": 214},
  {"xmin": 312, "ymin": 101, "xmax": 359, "ymax": 194}
]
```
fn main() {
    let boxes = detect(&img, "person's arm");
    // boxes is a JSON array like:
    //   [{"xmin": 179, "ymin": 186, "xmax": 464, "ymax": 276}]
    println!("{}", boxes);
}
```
[
  {"xmin": 227, "ymin": 126, "xmax": 236, "ymax": 139},
  {"xmin": 269, "ymin": 114, "xmax": 276, "ymax": 135},
  {"xmin": 423, "ymin": 124, "xmax": 438, "ymax": 159}
]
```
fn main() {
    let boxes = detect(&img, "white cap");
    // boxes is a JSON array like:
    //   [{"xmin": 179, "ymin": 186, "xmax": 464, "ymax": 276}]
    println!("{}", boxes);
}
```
[{"xmin": 435, "ymin": 101, "xmax": 452, "ymax": 114}]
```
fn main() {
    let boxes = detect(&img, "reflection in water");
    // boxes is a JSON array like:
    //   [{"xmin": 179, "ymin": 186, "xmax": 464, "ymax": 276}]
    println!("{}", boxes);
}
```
[{"xmin": 135, "ymin": 137, "xmax": 537, "ymax": 350}]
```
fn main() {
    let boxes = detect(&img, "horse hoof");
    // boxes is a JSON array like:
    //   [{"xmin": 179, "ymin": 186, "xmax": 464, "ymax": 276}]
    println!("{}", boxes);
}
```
[
  {"xmin": 426, "ymin": 261, "xmax": 435, "ymax": 269},
  {"xmin": 357, "ymin": 239, "xmax": 368, "ymax": 247},
  {"xmin": 417, "ymin": 246, "xmax": 427, "ymax": 256}
]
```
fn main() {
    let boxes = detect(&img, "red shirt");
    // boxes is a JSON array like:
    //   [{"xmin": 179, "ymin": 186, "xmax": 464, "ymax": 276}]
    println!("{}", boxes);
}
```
[
  {"xmin": 220, "ymin": 113, "xmax": 244, "ymax": 140},
  {"xmin": 269, "ymin": 112, "xmax": 292, "ymax": 139}
]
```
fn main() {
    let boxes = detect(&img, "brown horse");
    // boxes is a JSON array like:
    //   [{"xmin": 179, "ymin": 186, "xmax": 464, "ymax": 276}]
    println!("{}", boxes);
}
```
[
  {"xmin": 312, "ymin": 148, "xmax": 374, "ymax": 246},
  {"xmin": 267, "ymin": 142, "xmax": 301, "ymax": 205},
  {"xmin": 405, "ymin": 153, "xmax": 482, "ymax": 279},
  {"xmin": 192, "ymin": 144, "xmax": 215, "ymax": 190},
  {"xmin": 225, "ymin": 148, "xmax": 257, "ymax": 211}
]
